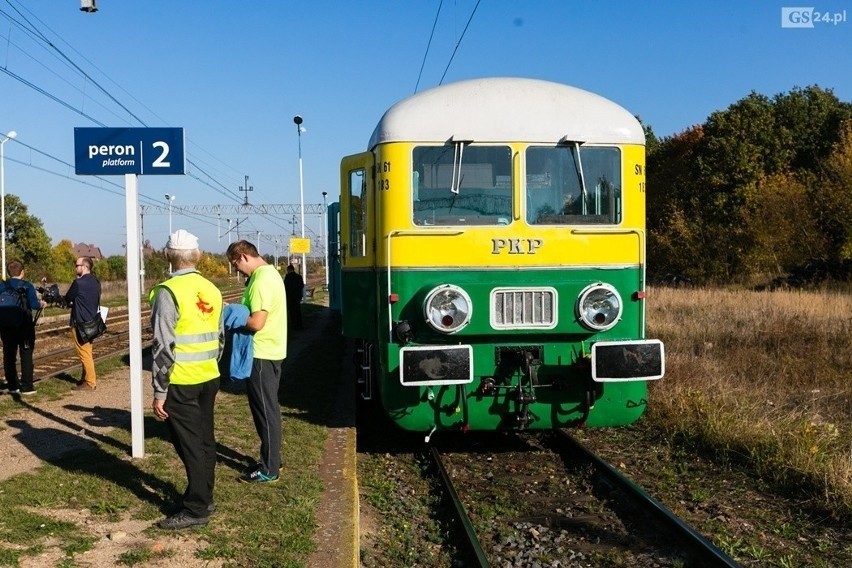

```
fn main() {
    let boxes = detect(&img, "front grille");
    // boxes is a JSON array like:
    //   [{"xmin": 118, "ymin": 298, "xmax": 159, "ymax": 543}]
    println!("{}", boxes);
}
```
[{"xmin": 491, "ymin": 288, "xmax": 557, "ymax": 329}]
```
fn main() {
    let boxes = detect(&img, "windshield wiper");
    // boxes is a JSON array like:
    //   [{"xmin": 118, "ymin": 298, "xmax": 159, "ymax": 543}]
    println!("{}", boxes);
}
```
[
  {"xmin": 450, "ymin": 140, "xmax": 468, "ymax": 195},
  {"xmin": 570, "ymin": 142, "xmax": 589, "ymax": 215}
]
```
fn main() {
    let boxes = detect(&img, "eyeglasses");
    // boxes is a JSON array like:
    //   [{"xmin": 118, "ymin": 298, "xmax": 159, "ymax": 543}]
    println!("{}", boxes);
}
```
[{"xmin": 75, "ymin": 264, "xmax": 85, "ymax": 268}]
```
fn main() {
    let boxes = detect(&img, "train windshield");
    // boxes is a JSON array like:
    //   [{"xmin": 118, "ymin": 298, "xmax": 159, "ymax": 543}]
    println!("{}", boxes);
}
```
[
  {"xmin": 525, "ymin": 146, "xmax": 621, "ymax": 225},
  {"xmin": 412, "ymin": 145, "xmax": 512, "ymax": 226}
]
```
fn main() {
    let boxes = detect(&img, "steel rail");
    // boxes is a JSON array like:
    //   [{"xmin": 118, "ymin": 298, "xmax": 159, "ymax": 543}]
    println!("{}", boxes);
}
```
[
  {"xmin": 428, "ymin": 446, "xmax": 491, "ymax": 568},
  {"xmin": 556, "ymin": 430, "xmax": 741, "ymax": 567},
  {"xmin": 3, "ymin": 288, "xmax": 245, "ymax": 382}
]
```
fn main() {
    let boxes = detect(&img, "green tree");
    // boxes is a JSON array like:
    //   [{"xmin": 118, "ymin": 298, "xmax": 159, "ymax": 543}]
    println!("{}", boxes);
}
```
[
  {"xmin": 49, "ymin": 240, "xmax": 77, "ymax": 284},
  {"xmin": 4, "ymin": 194, "xmax": 52, "ymax": 273},
  {"xmin": 647, "ymin": 86, "xmax": 852, "ymax": 283},
  {"xmin": 197, "ymin": 253, "xmax": 228, "ymax": 279},
  {"xmin": 647, "ymin": 125, "xmax": 704, "ymax": 234},
  {"xmin": 647, "ymin": 126, "xmax": 706, "ymax": 278},
  {"xmin": 97, "ymin": 255, "xmax": 127, "ymax": 282},
  {"xmin": 745, "ymin": 171, "xmax": 825, "ymax": 274},
  {"xmin": 815, "ymin": 122, "xmax": 852, "ymax": 260},
  {"xmin": 773, "ymin": 86, "xmax": 852, "ymax": 172},
  {"xmin": 143, "ymin": 252, "xmax": 169, "ymax": 284},
  {"xmin": 638, "ymin": 116, "xmax": 659, "ymax": 156}
]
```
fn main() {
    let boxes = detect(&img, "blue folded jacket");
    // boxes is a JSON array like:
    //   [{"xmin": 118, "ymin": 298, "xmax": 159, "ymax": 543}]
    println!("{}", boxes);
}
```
[{"xmin": 223, "ymin": 303, "xmax": 253, "ymax": 380}]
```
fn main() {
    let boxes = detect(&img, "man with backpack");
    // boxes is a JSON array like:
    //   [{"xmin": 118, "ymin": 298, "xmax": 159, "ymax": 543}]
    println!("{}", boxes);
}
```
[{"xmin": 0, "ymin": 260, "xmax": 46, "ymax": 396}]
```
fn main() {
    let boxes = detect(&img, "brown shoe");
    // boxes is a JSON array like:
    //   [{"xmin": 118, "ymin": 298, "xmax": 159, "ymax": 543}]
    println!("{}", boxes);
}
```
[{"xmin": 73, "ymin": 383, "xmax": 96, "ymax": 391}]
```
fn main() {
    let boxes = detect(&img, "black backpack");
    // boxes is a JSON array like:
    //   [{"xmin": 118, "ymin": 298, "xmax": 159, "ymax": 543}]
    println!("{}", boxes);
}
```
[{"xmin": 0, "ymin": 281, "xmax": 30, "ymax": 327}]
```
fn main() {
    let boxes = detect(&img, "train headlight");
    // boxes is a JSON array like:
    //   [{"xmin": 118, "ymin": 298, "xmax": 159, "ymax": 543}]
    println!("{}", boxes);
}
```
[
  {"xmin": 576, "ymin": 283, "xmax": 622, "ymax": 331},
  {"xmin": 424, "ymin": 285, "xmax": 472, "ymax": 334}
]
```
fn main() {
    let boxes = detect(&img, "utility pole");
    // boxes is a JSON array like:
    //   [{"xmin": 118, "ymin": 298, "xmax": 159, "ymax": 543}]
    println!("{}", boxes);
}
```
[{"xmin": 239, "ymin": 175, "xmax": 253, "ymax": 206}]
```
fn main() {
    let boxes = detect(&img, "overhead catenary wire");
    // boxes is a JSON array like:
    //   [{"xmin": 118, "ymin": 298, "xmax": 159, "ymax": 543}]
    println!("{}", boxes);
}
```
[
  {"xmin": 438, "ymin": 0, "xmax": 482, "ymax": 86},
  {"xmin": 3, "ymin": 132, "xmax": 320, "ymax": 243},
  {"xmin": 2, "ymin": 0, "xmax": 146, "ymax": 125},
  {"xmin": 414, "ymin": 0, "xmax": 443, "ymax": 94},
  {"xmin": 0, "ymin": 0, "xmax": 248, "ymax": 206},
  {"xmin": 0, "ymin": 1, "xmax": 330, "ymax": 250}
]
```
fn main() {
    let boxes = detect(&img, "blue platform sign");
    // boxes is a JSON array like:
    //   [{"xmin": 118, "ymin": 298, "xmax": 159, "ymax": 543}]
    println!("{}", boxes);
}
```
[{"xmin": 74, "ymin": 127, "xmax": 185, "ymax": 175}]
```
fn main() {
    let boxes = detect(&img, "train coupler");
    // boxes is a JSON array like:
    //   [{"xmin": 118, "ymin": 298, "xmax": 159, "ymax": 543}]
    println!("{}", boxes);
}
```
[
  {"xmin": 512, "ymin": 407, "xmax": 533, "ymax": 429},
  {"xmin": 516, "ymin": 390, "xmax": 536, "ymax": 405}
]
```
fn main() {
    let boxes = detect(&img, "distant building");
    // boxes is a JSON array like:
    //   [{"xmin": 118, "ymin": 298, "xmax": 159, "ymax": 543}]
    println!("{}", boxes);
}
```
[{"xmin": 73, "ymin": 243, "xmax": 103, "ymax": 261}]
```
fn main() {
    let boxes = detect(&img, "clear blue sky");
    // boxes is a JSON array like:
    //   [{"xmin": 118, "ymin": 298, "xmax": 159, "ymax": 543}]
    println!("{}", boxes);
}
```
[{"xmin": 1, "ymin": 1, "xmax": 850, "ymax": 257}]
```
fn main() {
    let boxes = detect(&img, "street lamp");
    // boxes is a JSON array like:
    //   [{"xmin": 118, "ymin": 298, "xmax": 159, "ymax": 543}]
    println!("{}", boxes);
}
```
[
  {"xmin": 226, "ymin": 218, "xmax": 232, "ymax": 276},
  {"xmin": 322, "ymin": 191, "xmax": 328, "ymax": 288},
  {"xmin": 274, "ymin": 239, "xmax": 280, "ymax": 268},
  {"xmin": 294, "ymin": 115, "xmax": 307, "ymax": 281},
  {"xmin": 164, "ymin": 193, "xmax": 175, "ymax": 235},
  {"xmin": 1, "ymin": 130, "xmax": 17, "ymax": 280}
]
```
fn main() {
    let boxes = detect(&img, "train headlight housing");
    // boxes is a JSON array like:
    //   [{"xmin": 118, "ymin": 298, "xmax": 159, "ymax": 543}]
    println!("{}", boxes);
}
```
[
  {"xmin": 576, "ymin": 283, "xmax": 622, "ymax": 331},
  {"xmin": 424, "ymin": 285, "xmax": 472, "ymax": 334}
]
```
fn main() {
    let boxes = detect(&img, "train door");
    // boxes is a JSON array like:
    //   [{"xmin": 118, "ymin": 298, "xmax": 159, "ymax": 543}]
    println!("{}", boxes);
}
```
[
  {"xmin": 339, "ymin": 152, "xmax": 377, "ymax": 340},
  {"xmin": 327, "ymin": 201, "xmax": 342, "ymax": 311}
]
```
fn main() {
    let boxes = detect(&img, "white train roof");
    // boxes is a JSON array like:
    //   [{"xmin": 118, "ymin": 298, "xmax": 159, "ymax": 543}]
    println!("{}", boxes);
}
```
[{"xmin": 368, "ymin": 77, "xmax": 645, "ymax": 149}]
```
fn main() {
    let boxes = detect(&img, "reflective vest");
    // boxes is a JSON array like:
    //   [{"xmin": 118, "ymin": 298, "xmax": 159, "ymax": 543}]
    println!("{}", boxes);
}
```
[{"xmin": 150, "ymin": 272, "xmax": 222, "ymax": 385}]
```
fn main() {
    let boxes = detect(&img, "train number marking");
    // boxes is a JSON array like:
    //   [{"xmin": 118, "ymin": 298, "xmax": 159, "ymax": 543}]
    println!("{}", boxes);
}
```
[
  {"xmin": 491, "ymin": 238, "xmax": 543, "ymax": 255},
  {"xmin": 376, "ymin": 161, "xmax": 392, "ymax": 191}
]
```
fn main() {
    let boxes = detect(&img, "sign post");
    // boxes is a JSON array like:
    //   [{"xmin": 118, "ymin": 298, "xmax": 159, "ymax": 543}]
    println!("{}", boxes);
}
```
[{"xmin": 74, "ymin": 127, "xmax": 185, "ymax": 459}]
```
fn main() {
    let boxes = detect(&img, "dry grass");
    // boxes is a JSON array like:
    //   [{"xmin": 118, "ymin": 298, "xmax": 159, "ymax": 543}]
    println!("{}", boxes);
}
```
[{"xmin": 645, "ymin": 286, "xmax": 851, "ymax": 519}]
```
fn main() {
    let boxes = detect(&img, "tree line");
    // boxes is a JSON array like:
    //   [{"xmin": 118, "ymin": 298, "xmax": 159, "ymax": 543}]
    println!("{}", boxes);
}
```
[
  {"xmin": 646, "ymin": 85, "xmax": 852, "ymax": 285},
  {"xmin": 5, "ymin": 84, "xmax": 851, "ymax": 288},
  {"xmin": 2, "ymin": 196, "xmax": 232, "ymax": 287}
]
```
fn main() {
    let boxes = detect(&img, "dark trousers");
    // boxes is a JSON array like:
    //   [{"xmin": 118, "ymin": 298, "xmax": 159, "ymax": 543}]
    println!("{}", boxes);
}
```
[
  {"xmin": 287, "ymin": 298, "xmax": 302, "ymax": 329},
  {"xmin": 1, "ymin": 324, "xmax": 35, "ymax": 391},
  {"xmin": 164, "ymin": 378, "xmax": 219, "ymax": 518},
  {"xmin": 246, "ymin": 358, "xmax": 283, "ymax": 475}
]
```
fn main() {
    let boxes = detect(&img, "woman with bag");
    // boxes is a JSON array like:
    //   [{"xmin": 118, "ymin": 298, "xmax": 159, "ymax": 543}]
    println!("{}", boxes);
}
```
[{"xmin": 64, "ymin": 257, "xmax": 102, "ymax": 391}]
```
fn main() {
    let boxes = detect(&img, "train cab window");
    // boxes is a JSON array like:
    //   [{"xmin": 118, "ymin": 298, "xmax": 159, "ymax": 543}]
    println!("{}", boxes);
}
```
[
  {"xmin": 348, "ymin": 168, "xmax": 367, "ymax": 257},
  {"xmin": 412, "ymin": 145, "xmax": 512, "ymax": 226},
  {"xmin": 525, "ymin": 146, "xmax": 621, "ymax": 225}
]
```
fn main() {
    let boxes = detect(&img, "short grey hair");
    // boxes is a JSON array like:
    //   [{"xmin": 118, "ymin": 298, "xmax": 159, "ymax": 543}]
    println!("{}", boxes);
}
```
[{"xmin": 166, "ymin": 247, "xmax": 199, "ymax": 266}]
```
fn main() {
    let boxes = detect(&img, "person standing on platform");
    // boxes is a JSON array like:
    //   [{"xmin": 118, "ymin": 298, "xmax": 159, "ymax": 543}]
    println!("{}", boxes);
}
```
[
  {"xmin": 0, "ymin": 260, "xmax": 46, "ymax": 395},
  {"xmin": 226, "ymin": 239, "xmax": 287, "ymax": 483},
  {"xmin": 283, "ymin": 264, "xmax": 304, "ymax": 330},
  {"xmin": 65, "ymin": 257, "xmax": 101, "ymax": 391},
  {"xmin": 150, "ymin": 229, "xmax": 223, "ymax": 530}
]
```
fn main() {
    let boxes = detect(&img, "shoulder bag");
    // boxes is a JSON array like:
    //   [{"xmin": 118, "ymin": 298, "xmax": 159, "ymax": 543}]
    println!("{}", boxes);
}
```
[{"xmin": 76, "ymin": 310, "xmax": 107, "ymax": 343}]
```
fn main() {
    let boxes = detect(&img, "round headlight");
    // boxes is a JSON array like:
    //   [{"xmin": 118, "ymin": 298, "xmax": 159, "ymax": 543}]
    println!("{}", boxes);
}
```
[
  {"xmin": 423, "ymin": 285, "xmax": 472, "ymax": 334},
  {"xmin": 576, "ymin": 283, "xmax": 622, "ymax": 331}
]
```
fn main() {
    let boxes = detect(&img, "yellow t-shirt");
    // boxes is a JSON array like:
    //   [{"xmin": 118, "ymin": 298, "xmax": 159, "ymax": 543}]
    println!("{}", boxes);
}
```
[{"xmin": 243, "ymin": 264, "xmax": 287, "ymax": 360}]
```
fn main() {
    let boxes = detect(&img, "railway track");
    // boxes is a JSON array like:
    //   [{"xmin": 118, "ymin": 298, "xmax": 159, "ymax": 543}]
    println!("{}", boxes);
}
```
[
  {"xmin": 1, "ymin": 289, "xmax": 247, "ymax": 384},
  {"xmin": 428, "ymin": 431, "xmax": 741, "ymax": 567}
]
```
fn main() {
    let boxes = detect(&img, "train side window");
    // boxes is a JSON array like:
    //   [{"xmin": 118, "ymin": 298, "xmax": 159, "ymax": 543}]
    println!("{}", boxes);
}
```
[
  {"xmin": 348, "ymin": 168, "xmax": 367, "ymax": 257},
  {"xmin": 411, "ymin": 145, "xmax": 512, "ymax": 226},
  {"xmin": 525, "ymin": 146, "xmax": 621, "ymax": 225}
]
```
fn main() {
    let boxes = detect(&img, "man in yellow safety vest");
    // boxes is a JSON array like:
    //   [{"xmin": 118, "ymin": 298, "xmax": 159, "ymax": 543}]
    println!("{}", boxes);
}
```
[{"xmin": 150, "ymin": 229, "xmax": 224, "ymax": 530}]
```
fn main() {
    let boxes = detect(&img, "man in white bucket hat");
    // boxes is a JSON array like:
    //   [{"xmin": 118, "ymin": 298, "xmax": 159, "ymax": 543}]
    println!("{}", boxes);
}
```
[{"xmin": 150, "ymin": 229, "xmax": 224, "ymax": 530}]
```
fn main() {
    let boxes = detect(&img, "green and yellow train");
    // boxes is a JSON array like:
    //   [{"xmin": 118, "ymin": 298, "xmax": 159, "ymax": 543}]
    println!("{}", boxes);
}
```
[{"xmin": 331, "ymin": 77, "xmax": 664, "ymax": 440}]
